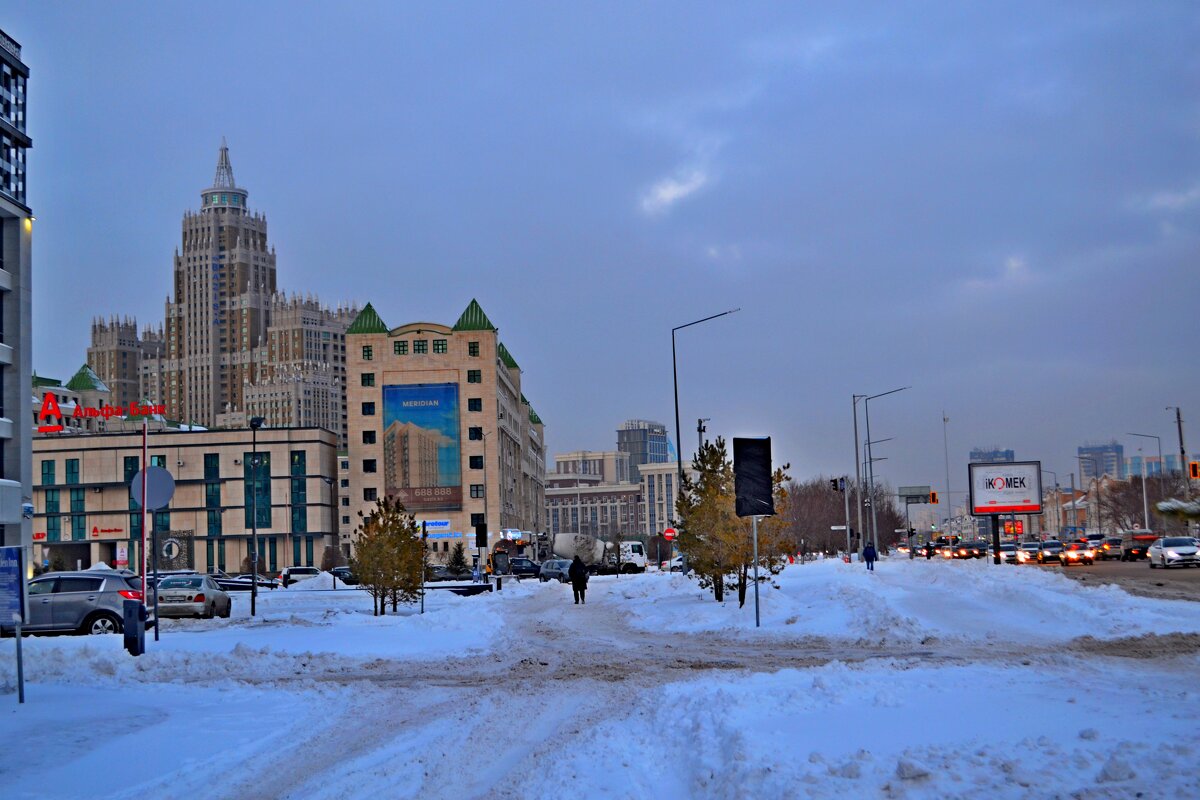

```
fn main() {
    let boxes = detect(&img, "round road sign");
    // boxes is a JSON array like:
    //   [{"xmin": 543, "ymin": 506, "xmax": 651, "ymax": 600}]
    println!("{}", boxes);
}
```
[
  {"xmin": 131, "ymin": 466, "xmax": 176, "ymax": 511},
  {"xmin": 663, "ymin": 527, "xmax": 676, "ymax": 541}
]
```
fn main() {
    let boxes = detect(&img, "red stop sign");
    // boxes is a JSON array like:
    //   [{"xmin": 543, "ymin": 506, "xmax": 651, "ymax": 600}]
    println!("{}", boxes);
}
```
[{"xmin": 663, "ymin": 527, "xmax": 676, "ymax": 541}]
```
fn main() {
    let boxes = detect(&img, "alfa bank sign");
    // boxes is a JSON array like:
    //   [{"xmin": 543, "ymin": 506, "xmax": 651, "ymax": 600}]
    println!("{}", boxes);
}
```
[{"xmin": 37, "ymin": 393, "xmax": 166, "ymax": 433}]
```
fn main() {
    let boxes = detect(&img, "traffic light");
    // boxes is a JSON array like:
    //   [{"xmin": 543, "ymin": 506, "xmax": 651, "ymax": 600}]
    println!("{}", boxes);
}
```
[
  {"xmin": 929, "ymin": 491, "xmax": 939, "ymax": 504},
  {"xmin": 1190, "ymin": 461, "xmax": 1200, "ymax": 480},
  {"xmin": 907, "ymin": 528, "xmax": 915, "ymax": 538},
  {"xmin": 830, "ymin": 479, "xmax": 839, "ymax": 491}
]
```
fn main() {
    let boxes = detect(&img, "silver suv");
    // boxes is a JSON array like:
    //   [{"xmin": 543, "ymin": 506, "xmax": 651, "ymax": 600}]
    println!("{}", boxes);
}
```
[
  {"xmin": 8, "ymin": 570, "xmax": 144, "ymax": 635},
  {"xmin": 280, "ymin": 566, "xmax": 320, "ymax": 587},
  {"xmin": 538, "ymin": 559, "xmax": 572, "ymax": 583}
]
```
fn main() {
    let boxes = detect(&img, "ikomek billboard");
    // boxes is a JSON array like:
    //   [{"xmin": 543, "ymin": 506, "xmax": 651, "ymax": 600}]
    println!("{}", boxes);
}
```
[
  {"xmin": 382, "ymin": 383, "xmax": 462, "ymax": 512},
  {"xmin": 968, "ymin": 460, "xmax": 1043, "ymax": 516}
]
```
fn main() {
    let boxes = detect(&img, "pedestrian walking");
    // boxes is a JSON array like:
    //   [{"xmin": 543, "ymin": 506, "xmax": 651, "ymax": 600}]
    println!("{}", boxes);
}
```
[
  {"xmin": 863, "ymin": 542, "xmax": 877, "ymax": 572},
  {"xmin": 568, "ymin": 555, "xmax": 589, "ymax": 604}
]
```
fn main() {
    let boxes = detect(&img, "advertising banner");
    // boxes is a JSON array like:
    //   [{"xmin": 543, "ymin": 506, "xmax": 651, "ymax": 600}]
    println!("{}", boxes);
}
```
[
  {"xmin": 383, "ymin": 383, "xmax": 463, "ymax": 512},
  {"xmin": 968, "ymin": 461, "xmax": 1043, "ymax": 516}
]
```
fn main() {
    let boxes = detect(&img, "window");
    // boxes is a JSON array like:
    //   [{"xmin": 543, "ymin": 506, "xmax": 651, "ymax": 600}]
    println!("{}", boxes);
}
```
[
  {"xmin": 204, "ymin": 453, "xmax": 219, "ymax": 481},
  {"xmin": 339, "ymin": 479, "xmax": 349, "ymax": 488},
  {"xmin": 433, "ymin": 339, "xmax": 447, "ymax": 354},
  {"xmin": 44, "ymin": 489, "xmax": 59, "ymax": 514},
  {"xmin": 363, "ymin": 459, "xmax": 377, "ymax": 473},
  {"xmin": 362, "ymin": 402, "xmax": 376, "ymax": 416},
  {"xmin": 342, "ymin": 515, "xmax": 350, "ymax": 525},
  {"xmin": 471, "ymin": 513, "xmax": 485, "ymax": 527},
  {"xmin": 468, "ymin": 398, "xmax": 482, "ymax": 412},
  {"xmin": 393, "ymin": 340, "xmax": 408, "ymax": 355},
  {"xmin": 154, "ymin": 511, "xmax": 170, "ymax": 533},
  {"xmin": 207, "ymin": 509, "xmax": 222, "ymax": 536},
  {"xmin": 150, "ymin": 455, "xmax": 166, "ymax": 468},
  {"xmin": 363, "ymin": 488, "xmax": 377, "ymax": 502},
  {"xmin": 123, "ymin": 456, "xmax": 140, "ymax": 484},
  {"xmin": 341, "ymin": 497, "xmax": 349, "ymax": 507},
  {"xmin": 290, "ymin": 451, "xmax": 306, "ymax": 477},
  {"xmin": 205, "ymin": 483, "xmax": 221, "ymax": 508},
  {"xmin": 65, "ymin": 459, "xmax": 80, "ymax": 485},
  {"xmin": 243, "ymin": 452, "xmax": 271, "ymax": 529},
  {"xmin": 40, "ymin": 460, "xmax": 54, "ymax": 486},
  {"xmin": 470, "ymin": 484, "xmax": 485, "ymax": 499},
  {"xmin": 467, "ymin": 370, "xmax": 481, "ymax": 384},
  {"xmin": 413, "ymin": 339, "xmax": 428, "ymax": 354},
  {"xmin": 362, "ymin": 345, "xmax": 373, "ymax": 361},
  {"xmin": 468, "ymin": 427, "xmax": 483, "ymax": 441},
  {"xmin": 469, "ymin": 456, "xmax": 483, "ymax": 470},
  {"xmin": 361, "ymin": 372, "xmax": 376, "ymax": 387},
  {"xmin": 468, "ymin": 341, "xmax": 480, "ymax": 357},
  {"xmin": 362, "ymin": 430, "xmax": 376, "ymax": 445}
]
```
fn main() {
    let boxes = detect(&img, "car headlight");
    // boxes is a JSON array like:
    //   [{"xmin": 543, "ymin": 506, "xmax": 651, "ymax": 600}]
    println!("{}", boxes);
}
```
[{"xmin": 1165, "ymin": 550, "xmax": 1178, "ymax": 557}]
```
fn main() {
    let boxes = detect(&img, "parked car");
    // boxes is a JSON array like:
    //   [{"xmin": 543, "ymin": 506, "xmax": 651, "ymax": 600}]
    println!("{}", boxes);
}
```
[
  {"xmin": 233, "ymin": 574, "xmax": 280, "ymax": 590},
  {"xmin": 1060, "ymin": 542, "xmax": 1095, "ymax": 566},
  {"xmin": 539, "ymin": 559, "xmax": 572, "ymax": 583},
  {"xmin": 1147, "ymin": 537, "xmax": 1200, "ymax": 569},
  {"xmin": 280, "ymin": 566, "xmax": 320, "ymax": 587},
  {"xmin": 1095, "ymin": 537, "xmax": 1123, "ymax": 561},
  {"xmin": 1036, "ymin": 540, "xmax": 1065, "ymax": 564},
  {"xmin": 331, "ymin": 566, "xmax": 359, "ymax": 585},
  {"xmin": 156, "ymin": 575, "xmax": 232, "ymax": 619},
  {"xmin": 506, "ymin": 558, "xmax": 541, "ymax": 579},
  {"xmin": 4, "ymin": 570, "xmax": 143, "ymax": 635}
]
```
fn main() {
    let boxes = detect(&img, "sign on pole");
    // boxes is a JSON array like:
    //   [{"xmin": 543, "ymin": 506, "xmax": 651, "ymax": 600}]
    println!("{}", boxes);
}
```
[
  {"xmin": 968, "ymin": 461, "xmax": 1043, "ymax": 516},
  {"xmin": 0, "ymin": 546, "xmax": 26, "ymax": 703},
  {"xmin": 663, "ymin": 527, "xmax": 676, "ymax": 541},
  {"xmin": 899, "ymin": 485, "xmax": 933, "ymax": 504},
  {"xmin": 131, "ymin": 466, "xmax": 175, "ymax": 511}
]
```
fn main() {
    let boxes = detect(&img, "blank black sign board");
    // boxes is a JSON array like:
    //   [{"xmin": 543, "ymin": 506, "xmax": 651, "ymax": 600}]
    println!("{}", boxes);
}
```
[
  {"xmin": 475, "ymin": 524, "xmax": 488, "ymax": 549},
  {"xmin": 734, "ymin": 437, "xmax": 774, "ymax": 518}
]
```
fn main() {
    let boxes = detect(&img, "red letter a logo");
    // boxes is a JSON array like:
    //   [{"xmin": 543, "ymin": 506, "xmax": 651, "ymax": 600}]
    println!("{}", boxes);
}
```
[{"xmin": 39, "ymin": 393, "xmax": 62, "ymax": 422}]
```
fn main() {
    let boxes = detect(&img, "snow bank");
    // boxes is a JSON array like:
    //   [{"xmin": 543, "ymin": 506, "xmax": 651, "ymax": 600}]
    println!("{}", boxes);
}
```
[{"xmin": 606, "ymin": 557, "xmax": 1200, "ymax": 644}]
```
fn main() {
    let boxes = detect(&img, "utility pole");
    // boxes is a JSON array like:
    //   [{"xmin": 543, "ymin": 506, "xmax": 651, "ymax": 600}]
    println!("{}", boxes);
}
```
[
  {"xmin": 851, "ymin": 396, "xmax": 864, "ymax": 555},
  {"xmin": 1168, "ymin": 406, "xmax": 1190, "ymax": 500}
]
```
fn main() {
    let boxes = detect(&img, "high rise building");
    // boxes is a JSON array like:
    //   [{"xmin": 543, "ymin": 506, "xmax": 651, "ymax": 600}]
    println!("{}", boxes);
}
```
[
  {"xmin": 345, "ymin": 300, "xmax": 546, "ymax": 556},
  {"xmin": 86, "ymin": 317, "xmax": 165, "ymax": 409},
  {"xmin": 617, "ymin": 419, "xmax": 669, "ymax": 482},
  {"xmin": 0, "ymin": 27, "xmax": 32, "ymax": 549},
  {"xmin": 89, "ymin": 143, "xmax": 356, "ymax": 444},
  {"xmin": 1078, "ymin": 441, "xmax": 1124, "ymax": 480}
]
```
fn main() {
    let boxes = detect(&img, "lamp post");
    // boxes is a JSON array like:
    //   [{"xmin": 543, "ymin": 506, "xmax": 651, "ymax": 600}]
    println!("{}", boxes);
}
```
[
  {"xmin": 1127, "ymin": 432, "xmax": 1164, "ymax": 499},
  {"xmin": 852, "ymin": 395, "xmax": 866, "ymax": 554},
  {"xmin": 863, "ymin": 387, "xmax": 910, "ymax": 549},
  {"xmin": 673, "ymin": 309, "xmax": 740, "ymax": 486},
  {"xmin": 1078, "ymin": 455, "xmax": 1101, "ymax": 537},
  {"xmin": 249, "ymin": 416, "xmax": 265, "ymax": 617},
  {"xmin": 1040, "ymin": 468, "xmax": 1057, "ymax": 536},
  {"xmin": 1138, "ymin": 448, "xmax": 1150, "ymax": 530},
  {"xmin": 321, "ymin": 476, "xmax": 335, "ymax": 588}
]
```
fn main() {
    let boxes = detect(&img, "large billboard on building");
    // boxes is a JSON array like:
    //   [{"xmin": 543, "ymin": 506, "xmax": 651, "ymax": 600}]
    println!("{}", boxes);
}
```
[
  {"xmin": 382, "ymin": 383, "xmax": 462, "ymax": 512},
  {"xmin": 968, "ymin": 461, "xmax": 1043, "ymax": 516}
]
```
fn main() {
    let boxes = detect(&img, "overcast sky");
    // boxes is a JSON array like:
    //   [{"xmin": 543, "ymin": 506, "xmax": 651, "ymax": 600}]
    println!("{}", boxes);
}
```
[{"xmin": 11, "ymin": 3, "xmax": 1199, "ymax": 515}]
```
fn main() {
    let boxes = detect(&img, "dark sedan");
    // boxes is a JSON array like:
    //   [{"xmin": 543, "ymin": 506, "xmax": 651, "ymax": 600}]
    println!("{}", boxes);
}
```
[
  {"xmin": 506, "ymin": 558, "xmax": 541, "ymax": 579},
  {"xmin": 1036, "ymin": 540, "xmax": 1065, "ymax": 564}
]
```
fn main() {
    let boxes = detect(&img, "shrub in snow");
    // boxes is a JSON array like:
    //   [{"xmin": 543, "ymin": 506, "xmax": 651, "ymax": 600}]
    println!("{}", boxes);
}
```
[{"xmin": 895, "ymin": 759, "xmax": 930, "ymax": 780}]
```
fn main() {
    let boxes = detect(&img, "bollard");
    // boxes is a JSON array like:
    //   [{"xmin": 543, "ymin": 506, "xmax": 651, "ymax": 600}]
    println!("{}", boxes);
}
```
[
  {"xmin": 123, "ymin": 599, "xmax": 146, "ymax": 657},
  {"xmin": 496, "ymin": 576, "xmax": 503, "ymax": 591}
]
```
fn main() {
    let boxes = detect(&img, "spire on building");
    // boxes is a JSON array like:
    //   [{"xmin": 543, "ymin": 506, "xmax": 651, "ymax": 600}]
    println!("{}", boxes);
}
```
[{"xmin": 213, "ymin": 137, "xmax": 237, "ymax": 189}]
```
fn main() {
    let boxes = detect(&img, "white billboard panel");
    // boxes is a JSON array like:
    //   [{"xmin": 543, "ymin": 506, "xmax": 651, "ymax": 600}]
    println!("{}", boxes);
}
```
[{"xmin": 968, "ymin": 461, "xmax": 1043, "ymax": 516}]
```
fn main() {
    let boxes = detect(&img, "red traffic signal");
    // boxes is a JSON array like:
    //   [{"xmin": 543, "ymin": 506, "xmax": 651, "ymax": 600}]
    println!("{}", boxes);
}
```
[
  {"xmin": 929, "ymin": 491, "xmax": 939, "ymax": 504},
  {"xmin": 1190, "ymin": 461, "xmax": 1200, "ymax": 480}
]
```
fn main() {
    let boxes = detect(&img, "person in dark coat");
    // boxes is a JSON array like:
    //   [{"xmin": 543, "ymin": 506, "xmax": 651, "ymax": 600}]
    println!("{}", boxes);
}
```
[
  {"xmin": 863, "ymin": 543, "xmax": 877, "ymax": 571},
  {"xmin": 568, "ymin": 555, "xmax": 589, "ymax": 604}
]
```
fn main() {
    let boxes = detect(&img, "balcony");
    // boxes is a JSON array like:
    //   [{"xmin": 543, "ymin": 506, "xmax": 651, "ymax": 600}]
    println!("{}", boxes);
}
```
[{"xmin": 0, "ymin": 343, "xmax": 12, "ymax": 365}]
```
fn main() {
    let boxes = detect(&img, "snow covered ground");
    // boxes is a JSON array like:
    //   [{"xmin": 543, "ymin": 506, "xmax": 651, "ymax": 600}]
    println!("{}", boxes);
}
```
[{"xmin": 1, "ymin": 559, "xmax": 1197, "ymax": 799}]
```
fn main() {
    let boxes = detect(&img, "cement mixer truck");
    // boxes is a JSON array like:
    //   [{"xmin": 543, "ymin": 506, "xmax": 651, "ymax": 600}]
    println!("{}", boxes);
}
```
[{"xmin": 551, "ymin": 533, "xmax": 647, "ymax": 574}]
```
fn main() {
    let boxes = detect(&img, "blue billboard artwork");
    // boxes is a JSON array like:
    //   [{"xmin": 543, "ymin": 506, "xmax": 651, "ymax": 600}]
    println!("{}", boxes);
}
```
[{"xmin": 382, "ymin": 383, "xmax": 463, "ymax": 512}]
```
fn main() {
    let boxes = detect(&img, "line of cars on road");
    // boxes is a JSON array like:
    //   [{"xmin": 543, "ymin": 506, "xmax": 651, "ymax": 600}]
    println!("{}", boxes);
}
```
[{"xmin": 906, "ymin": 533, "xmax": 1199, "ymax": 568}]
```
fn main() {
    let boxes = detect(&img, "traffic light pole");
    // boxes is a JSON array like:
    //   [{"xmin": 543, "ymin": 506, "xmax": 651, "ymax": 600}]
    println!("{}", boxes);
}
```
[{"xmin": 842, "ymin": 477, "xmax": 851, "ymax": 557}]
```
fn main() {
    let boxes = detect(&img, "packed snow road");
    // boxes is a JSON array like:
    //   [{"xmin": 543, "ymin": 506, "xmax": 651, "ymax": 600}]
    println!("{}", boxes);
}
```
[{"xmin": 2, "ymin": 558, "xmax": 1198, "ymax": 799}]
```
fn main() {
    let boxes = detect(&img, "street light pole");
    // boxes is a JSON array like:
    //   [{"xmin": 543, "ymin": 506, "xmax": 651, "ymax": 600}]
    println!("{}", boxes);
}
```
[
  {"xmin": 1040, "ymin": 469, "xmax": 1057, "ymax": 536},
  {"xmin": 1139, "ymin": 449, "xmax": 1150, "ymax": 530},
  {"xmin": 1167, "ymin": 407, "xmax": 1190, "ymax": 501},
  {"xmin": 852, "ymin": 395, "xmax": 865, "ymax": 552},
  {"xmin": 673, "ymin": 309, "xmax": 740, "ymax": 486},
  {"xmin": 1128, "ymin": 432, "xmax": 1165, "ymax": 499},
  {"xmin": 863, "ymin": 386, "xmax": 909, "ymax": 550}
]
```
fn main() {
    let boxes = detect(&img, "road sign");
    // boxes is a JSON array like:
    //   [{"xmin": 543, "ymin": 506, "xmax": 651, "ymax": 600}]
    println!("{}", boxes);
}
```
[
  {"xmin": 663, "ymin": 527, "xmax": 676, "ymax": 541},
  {"xmin": 899, "ymin": 485, "xmax": 932, "ymax": 503},
  {"xmin": 0, "ymin": 547, "xmax": 24, "ymax": 624},
  {"xmin": 830, "ymin": 525, "xmax": 847, "ymax": 531},
  {"xmin": 131, "ymin": 467, "xmax": 176, "ymax": 511}
]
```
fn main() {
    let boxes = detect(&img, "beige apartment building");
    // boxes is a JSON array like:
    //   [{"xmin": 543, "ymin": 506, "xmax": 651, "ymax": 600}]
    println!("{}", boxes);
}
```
[
  {"xmin": 345, "ymin": 300, "xmax": 545, "ymax": 560},
  {"xmin": 32, "ymin": 427, "xmax": 337, "ymax": 575}
]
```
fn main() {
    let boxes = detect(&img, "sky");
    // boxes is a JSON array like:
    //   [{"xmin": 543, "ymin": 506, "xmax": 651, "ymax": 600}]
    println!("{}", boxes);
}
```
[{"xmin": 10, "ymin": 2, "xmax": 1199, "ymax": 517}]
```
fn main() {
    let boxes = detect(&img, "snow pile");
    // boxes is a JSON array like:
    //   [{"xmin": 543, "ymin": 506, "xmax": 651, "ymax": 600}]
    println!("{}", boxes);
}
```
[{"xmin": 606, "ymin": 557, "xmax": 1200, "ymax": 644}]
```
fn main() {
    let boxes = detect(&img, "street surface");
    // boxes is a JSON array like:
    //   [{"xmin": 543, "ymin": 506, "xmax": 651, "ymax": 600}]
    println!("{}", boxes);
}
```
[
  {"xmin": 1051, "ymin": 559, "xmax": 1200, "ymax": 602},
  {"xmin": 2, "ymin": 560, "xmax": 1199, "ymax": 799}
]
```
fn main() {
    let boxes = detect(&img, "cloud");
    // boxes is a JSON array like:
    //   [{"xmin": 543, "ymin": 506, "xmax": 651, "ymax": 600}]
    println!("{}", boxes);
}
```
[
  {"xmin": 1140, "ymin": 184, "xmax": 1200, "ymax": 212},
  {"xmin": 961, "ymin": 256, "xmax": 1037, "ymax": 294},
  {"xmin": 639, "ymin": 169, "xmax": 709, "ymax": 215}
]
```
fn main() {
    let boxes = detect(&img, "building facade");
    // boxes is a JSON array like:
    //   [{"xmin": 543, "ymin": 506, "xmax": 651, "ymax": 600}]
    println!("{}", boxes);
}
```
[
  {"xmin": 345, "ymin": 300, "xmax": 546, "ymax": 559},
  {"xmin": 87, "ymin": 317, "xmax": 165, "ymax": 410},
  {"xmin": 969, "ymin": 447, "xmax": 1015, "ymax": 463},
  {"xmin": 638, "ymin": 461, "xmax": 690, "ymax": 540},
  {"xmin": 0, "ymin": 27, "xmax": 32, "ymax": 549},
  {"xmin": 1078, "ymin": 441, "xmax": 1124, "ymax": 480},
  {"xmin": 617, "ymin": 419, "xmax": 669, "ymax": 482},
  {"xmin": 32, "ymin": 427, "xmax": 337, "ymax": 574},
  {"xmin": 551, "ymin": 450, "xmax": 631, "ymax": 485}
]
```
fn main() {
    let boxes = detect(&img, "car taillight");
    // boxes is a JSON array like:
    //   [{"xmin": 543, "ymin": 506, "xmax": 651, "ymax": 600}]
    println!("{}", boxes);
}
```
[
  {"xmin": 118, "ymin": 589, "xmax": 143, "ymax": 601},
  {"xmin": 192, "ymin": 593, "xmax": 205, "ymax": 603}
]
